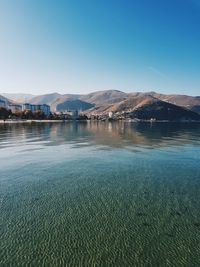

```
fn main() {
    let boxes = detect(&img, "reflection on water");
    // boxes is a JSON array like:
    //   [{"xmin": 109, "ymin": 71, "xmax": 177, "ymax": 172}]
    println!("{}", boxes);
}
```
[
  {"xmin": 0, "ymin": 122, "xmax": 200, "ymax": 266},
  {"xmin": 0, "ymin": 121, "xmax": 200, "ymax": 149}
]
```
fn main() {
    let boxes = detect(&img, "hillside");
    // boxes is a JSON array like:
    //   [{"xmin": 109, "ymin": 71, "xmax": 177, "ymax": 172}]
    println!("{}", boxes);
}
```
[
  {"xmin": 0, "ymin": 95, "xmax": 13, "ymax": 105},
  {"xmin": 50, "ymin": 94, "xmax": 80, "ymax": 111},
  {"xmin": 24, "ymin": 90, "xmax": 128, "ymax": 111},
  {"xmin": 2, "ymin": 93, "xmax": 34, "ymax": 103},
  {"xmin": 29, "ymin": 93, "xmax": 62, "ymax": 105},
  {"xmin": 85, "ymin": 95, "xmax": 200, "ymax": 121},
  {"xmin": 190, "ymin": 105, "xmax": 200, "ymax": 115},
  {"xmin": 80, "ymin": 90, "xmax": 127, "ymax": 105},
  {"xmin": 85, "ymin": 95, "xmax": 157, "ymax": 114},
  {"xmin": 56, "ymin": 99, "xmax": 94, "ymax": 112},
  {"xmin": 1, "ymin": 90, "xmax": 200, "ymax": 119},
  {"xmin": 130, "ymin": 99, "xmax": 200, "ymax": 121},
  {"xmin": 27, "ymin": 90, "xmax": 200, "ymax": 114},
  {"xmin": 149, "ymin": 92, "xmax": 200, "ymax": 114}
]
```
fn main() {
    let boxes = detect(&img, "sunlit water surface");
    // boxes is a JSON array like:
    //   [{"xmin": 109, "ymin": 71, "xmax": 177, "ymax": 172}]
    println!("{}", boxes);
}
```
[{"xmin": 1, "ymin": 122, "xmax": 200, "ymax": 266}]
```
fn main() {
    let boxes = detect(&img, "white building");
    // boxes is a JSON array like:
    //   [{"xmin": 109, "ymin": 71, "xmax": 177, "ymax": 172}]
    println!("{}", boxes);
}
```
[
  {"xmin": 22, "ymin": 103, "xmax": 50, "ymax": 116},
  {"xmin": 0, "ymin": 99, "xmax": 6, "ymax": 108},
  {"xmin": 42, "ymin": 104, "xmax": 51, "ymax": 116},
  {"xmin": 108, "ymin": 111, "xmax": 115, "ymax": 119},
  {"xmin": 22, "ymin": 103, "xmax": 32, "ymax": 111},
  {"xmin": 72, "ymin": 110, "xmax": 79, "ymax": 119}
]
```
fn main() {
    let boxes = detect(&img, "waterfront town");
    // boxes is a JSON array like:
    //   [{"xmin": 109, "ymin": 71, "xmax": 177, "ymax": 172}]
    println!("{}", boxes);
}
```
[
  {"xmin": 0, "ymin": 97, "xmax": 91, "ymax": 121},
  {"xmin": 0, "ymin": 98, "xmax": 51, "ymax": 119},
  {"xmin": 1, "ymin": 93, "xmax": 200, "ymax": 122},
  {"xmin": 0, "ymin": 99, "xmax": 50, "ymax": 115},
  {"xmin": 0, "ymin": 95, "xmax": 120, "ymax": 121}
]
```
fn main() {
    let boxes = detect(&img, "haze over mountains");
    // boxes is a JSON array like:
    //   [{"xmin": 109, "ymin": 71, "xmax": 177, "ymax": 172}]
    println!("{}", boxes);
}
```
[
  {"xmin": 1, "ymin": 90, "xmax": 200, "ymax": 120},
  {"xmin": 2, "ymin": 93, "xmax": 35, "ymax": 103}
]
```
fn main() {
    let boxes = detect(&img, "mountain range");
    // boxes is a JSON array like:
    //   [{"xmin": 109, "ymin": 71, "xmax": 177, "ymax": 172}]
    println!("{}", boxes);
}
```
[
  {"xmin": 1, "ymin": 90, "xmax": 200, "ymax": 120},
  {"xmin": 2, "ymin": 93, "xmax": 35, "ymax": 103}
]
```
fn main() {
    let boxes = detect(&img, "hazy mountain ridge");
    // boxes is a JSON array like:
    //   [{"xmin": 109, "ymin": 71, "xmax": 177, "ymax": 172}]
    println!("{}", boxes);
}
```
[
  {"xmin": 1, "ymin": 93, "xmax": 34, "ymax": 103},
  {"xmin": 1, "ymin": 90, "xmax": 200, "ymax": 120},
  {"xmin": 0, "ymin": 94, "xmax": 13, "ymax": 105},
  {"xmin": 56, "ymin": 99, "xmax": 94, "ymax": 112},
  {"xmin": 84, "ymin": 94, "xmax": 200, "ymax": 120},
  {"xmin": 149, "ymin": 92, "xmax": 200, "ymax": 107},
  {"xmin": 25, "ymin": 89, "xmax": 200, "ymax": 111},
  {"xmin": 80, "ymin": 90, "xmax": 128, "ymax": 105},
  {"xmin": 29, "ymin": 93, "xmax": 62, "ymax": 105}
]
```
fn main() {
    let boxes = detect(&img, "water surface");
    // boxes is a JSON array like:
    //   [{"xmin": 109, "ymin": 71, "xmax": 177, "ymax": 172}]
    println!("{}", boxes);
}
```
[{"xmin": 1, "ymin": 122, "xmax": 200, "ymax": 266}]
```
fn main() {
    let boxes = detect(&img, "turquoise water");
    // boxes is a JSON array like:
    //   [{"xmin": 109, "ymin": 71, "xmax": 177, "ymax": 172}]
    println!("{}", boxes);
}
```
[{"xmin": 1, "ymin": 122, "xmax": 200, "ymax": 266}]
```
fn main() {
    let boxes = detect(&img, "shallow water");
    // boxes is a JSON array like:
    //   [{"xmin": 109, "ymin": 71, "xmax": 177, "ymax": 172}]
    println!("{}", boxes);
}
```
[{"xmin": 1, "ymin": 121, "xmax": 200, "ymax": 266}]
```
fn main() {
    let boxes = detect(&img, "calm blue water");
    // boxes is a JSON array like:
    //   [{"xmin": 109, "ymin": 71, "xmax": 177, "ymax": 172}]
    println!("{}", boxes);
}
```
[{"xmin": 1, "ymin": 122, "xmax": 200, "ymax": 266}]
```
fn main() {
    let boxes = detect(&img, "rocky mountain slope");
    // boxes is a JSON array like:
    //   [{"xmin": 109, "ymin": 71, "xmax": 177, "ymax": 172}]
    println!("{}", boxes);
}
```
[
  {"xmin": 80, "ymin": 90, "xmax": 128, "ymax": 105},
  {"xmin": 56, "ymin": 99, "xmax": 94, "ymax": 112},
  {"xmin": 85, "ymin": 94, "xmax": 200, "ymax": 120},
  {"xmin": 30, "ymin": 93, "xmax": 62, "ymax": 105},
  {"xmin": 24, "ymin": 90, "xmax": 200, "ymax": 114},
  {"xmin": 1, "ymin": 90, "xmax": 200, "ymax": 120},
  {"xmin": 130, "ymin": 99, "xmax": 200, "ymax": 121}
]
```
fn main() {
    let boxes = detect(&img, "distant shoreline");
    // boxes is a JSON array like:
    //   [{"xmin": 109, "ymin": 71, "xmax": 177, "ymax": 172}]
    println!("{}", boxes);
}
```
[
  {"xmin": 0, "ymin": 119, "xmax": 200, "ymax": 124},
  {"xmin": 0, "ymin": 119, "xmax": 66, "ymax": 124}
]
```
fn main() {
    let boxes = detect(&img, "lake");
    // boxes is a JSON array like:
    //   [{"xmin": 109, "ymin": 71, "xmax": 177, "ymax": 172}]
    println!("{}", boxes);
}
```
[{"xmin": 1, "ymin": 121, "xmax": 200, "ymax": 266}]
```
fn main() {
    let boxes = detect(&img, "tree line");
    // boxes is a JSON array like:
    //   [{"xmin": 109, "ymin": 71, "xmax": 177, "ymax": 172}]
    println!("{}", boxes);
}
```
[{"xmin": 0, "ymin": 107, "xmax": 88, "ymax": 120}]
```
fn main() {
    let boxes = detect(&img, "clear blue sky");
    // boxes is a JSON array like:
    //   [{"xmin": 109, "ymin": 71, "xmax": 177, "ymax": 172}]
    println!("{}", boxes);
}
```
[{"xmin": 0, "ymin": 0, "xmax": 199, "ymax": 95}]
